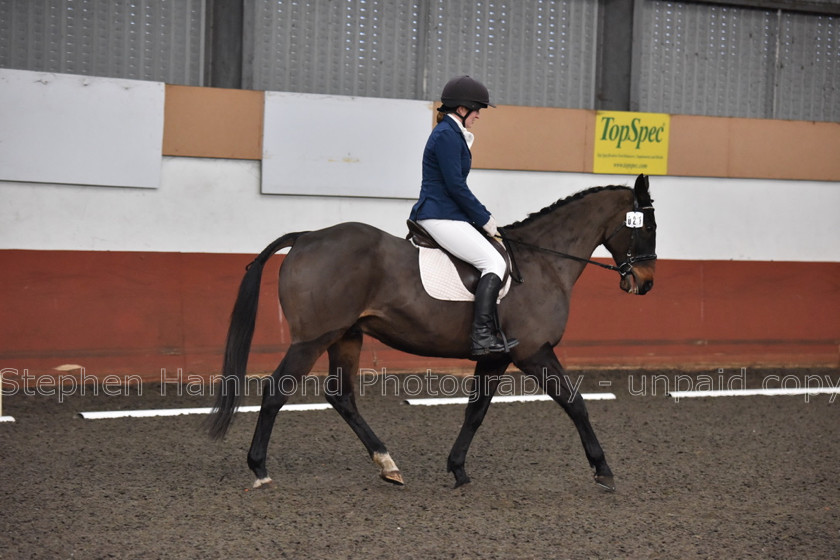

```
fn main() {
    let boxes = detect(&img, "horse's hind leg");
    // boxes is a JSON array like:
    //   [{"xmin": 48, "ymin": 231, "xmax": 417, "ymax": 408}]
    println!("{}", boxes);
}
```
[
  {"xmin": 247, "ymin": 333, "xmax": 338, "ymax": 488},
  {"xmin": 516, "ymin": 345, "xmax": 615, "ymax": 491},
  {"xmin": 325, "ymin": 327, "xmax": 403, "ymax": 485},
  {"xmin": 446, "ymin": 358, "xmax": 510, "ymax": 488}
]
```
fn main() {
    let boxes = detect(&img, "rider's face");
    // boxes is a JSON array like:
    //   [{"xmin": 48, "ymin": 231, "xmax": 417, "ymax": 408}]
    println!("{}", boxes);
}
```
[{"xmin": 457, "ymin": 106, "xmax": 481, "ymax": 129}]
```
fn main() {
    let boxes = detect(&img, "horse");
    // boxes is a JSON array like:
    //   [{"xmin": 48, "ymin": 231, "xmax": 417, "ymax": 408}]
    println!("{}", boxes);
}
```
[{"xmin": 208, "ymin": 173, "xmax": 656, "ymax": 491}]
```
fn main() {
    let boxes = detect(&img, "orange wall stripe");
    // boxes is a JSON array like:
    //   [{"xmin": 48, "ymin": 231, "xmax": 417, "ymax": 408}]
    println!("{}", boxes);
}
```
[
  {"xmin": 161, "ymin": 86, "xmax": 840, "ymax": 180},
  {"xmin": 163, "ymin": 85, "xmax": 263, "ymax": 160},
  {"xmin": 470, "ymin": 106, "xmax": 593, "ymax": 172},
  {"xmin": 669, "ymin": 115, "xmax": 840, "ymax": 181}
]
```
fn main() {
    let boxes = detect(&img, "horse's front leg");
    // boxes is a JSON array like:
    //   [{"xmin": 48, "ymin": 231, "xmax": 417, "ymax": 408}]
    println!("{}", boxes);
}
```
[
  {"xmin": 515, "ymin": 345, "xmax": 615, "ymax": 491},
  {"xmin": 446, "ymin": 358, "xmax": 510, "ymax": 488}
]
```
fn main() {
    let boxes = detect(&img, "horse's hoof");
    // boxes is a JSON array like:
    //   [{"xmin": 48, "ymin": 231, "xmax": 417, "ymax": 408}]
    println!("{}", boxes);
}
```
[
  {"xmin": 373, "ymin": 452, "xmax": 403, "ymax": 485},
  {"xmin": 448, "ymin": 463, "xmax": 471, "ymax": 488},
  {"xmin": 452, "ymin": 471, "xmax": 471, "ymax": 488},
  {"xmin": 594, "ymin": 474, "xmax": 615, "ymax": 492},
  {"xmin": 380, "ymin": 470, "xmax": 405, "ymax": 486},
  {"xmin": 252, "ymin": 477, "xmax": 273, "ymax": 489},
  {"xmin": 453, "ymin": 477, "xmax": 471, "ymax": 489}
]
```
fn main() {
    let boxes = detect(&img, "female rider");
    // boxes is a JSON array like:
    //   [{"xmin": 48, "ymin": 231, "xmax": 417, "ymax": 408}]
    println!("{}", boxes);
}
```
[{"xmin": 409, "ymin": 75, "xmax": 518, "ymax": 357}]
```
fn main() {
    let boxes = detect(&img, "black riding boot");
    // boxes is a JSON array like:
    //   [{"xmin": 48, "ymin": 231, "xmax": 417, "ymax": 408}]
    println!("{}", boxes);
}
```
[{"xmin": 471, "ymin": 273, "xmax": 519, "ymax": 357}]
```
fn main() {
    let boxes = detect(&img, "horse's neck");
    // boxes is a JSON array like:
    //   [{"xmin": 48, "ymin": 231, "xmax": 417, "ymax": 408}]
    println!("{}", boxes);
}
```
[{"xmin": 517, "ymin": 189, "xmax": 629, "ymax": 258}]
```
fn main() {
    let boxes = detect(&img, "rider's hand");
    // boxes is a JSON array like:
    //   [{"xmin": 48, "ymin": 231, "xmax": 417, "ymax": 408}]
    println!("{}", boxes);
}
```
[{"xmin": 482, "ymin": 215, "xmax": 499, "ymax": 238}]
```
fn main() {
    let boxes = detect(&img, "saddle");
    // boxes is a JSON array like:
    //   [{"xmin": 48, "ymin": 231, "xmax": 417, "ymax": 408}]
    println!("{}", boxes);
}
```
[{"xmin": 406, "ymin": 220, "xmax": 512, "ymax": 294}]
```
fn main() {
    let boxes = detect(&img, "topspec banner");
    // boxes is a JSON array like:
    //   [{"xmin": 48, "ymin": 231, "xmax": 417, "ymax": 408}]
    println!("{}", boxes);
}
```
[{"xmin": 594, "ymin": 111, "xmax": 670, "ymax": 175}]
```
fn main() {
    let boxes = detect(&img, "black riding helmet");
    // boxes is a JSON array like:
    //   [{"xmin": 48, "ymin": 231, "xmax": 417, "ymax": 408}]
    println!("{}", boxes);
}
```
[{"xmin": 438, "ymin": 75, "xmax": 495, "ymax": 113}]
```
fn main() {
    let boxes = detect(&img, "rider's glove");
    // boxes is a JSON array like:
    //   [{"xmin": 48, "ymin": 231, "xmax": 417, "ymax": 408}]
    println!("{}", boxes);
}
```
[{"xmin": 482, "ymin": 215, "xmax": 499, "ymax": 238}]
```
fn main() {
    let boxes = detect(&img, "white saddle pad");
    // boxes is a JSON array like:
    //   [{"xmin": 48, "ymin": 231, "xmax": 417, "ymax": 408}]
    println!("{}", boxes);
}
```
[{"xmin": 417, "ymin": 247, "xmax": 511, "ymax": 302}]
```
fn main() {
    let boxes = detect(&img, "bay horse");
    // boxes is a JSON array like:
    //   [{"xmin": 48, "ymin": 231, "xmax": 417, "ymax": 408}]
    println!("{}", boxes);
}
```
[{"xmin": 208, "ymin": 174, "xmax": 656, "ymax": 491}]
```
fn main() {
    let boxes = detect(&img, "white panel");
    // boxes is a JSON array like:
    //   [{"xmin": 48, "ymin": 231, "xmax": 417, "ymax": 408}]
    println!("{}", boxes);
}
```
[
  {"xmin": 475, "ymin": 172, "xmax": 840, "ymax": 263},
  {"xmin": 0, "ymin": 158, "xmax": 417, "ymax": 253},
  {"xmin": 2, "ymin": 158, "xmax": 839, "ymax": 263},
  {"xmin": 262, "ymin": 92, "xmax": 432, "ymax": 198},
  {"xmin": 590, "ymin": 174, "xmax": 840, "ymax": 263},
  {"xmin": 0, "ymin": 69, "xmax": 163, "ymax": 188}
]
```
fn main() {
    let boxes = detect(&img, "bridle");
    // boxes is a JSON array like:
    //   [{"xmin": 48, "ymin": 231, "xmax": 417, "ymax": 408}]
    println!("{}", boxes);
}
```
[
  {"xmin": 498, "ymin": 202, "xmax": 657, "ymax": 281},
  {"xmin": 602, "ymin": 203, "xmax": 658, "ymax": 277}
]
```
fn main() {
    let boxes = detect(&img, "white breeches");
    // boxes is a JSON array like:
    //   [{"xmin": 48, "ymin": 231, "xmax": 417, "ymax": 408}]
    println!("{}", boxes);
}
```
[{"xmin": 417, "ymin": 219, "xmax": 506, "ymax": 278}]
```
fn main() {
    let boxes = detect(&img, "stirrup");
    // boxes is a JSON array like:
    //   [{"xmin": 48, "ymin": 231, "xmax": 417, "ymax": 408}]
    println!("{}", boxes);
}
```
[
  {"xmin": 491, "ymin": 308, "xmax": 518, "ymax": 353},
  {"xmin": 471, "ymin": 331, "xmax": 519, "ymax": 356},
  {"xmin": 497, "ymin": 329, "xmax": 519, "ymax": 353}
]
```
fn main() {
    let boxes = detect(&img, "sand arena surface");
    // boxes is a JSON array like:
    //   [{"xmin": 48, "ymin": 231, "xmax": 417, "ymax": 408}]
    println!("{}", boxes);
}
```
[{"xmin": 1, "ymin": 368, "xmax": 838, "ymax": 559}]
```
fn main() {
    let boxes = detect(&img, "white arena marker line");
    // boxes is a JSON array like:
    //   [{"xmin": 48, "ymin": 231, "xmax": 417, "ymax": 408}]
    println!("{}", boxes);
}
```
[
  {"xmin": 77, "ymin": 402, "xmax": 332, "ymax": 420},
  {"xmin": 668, "ymin": 388, "xmax": 840, "ymax": 399},
  {"xmin": 0, "ymin": 416, "xmax": 15, "ymax": 423},
  {"xmin": 404, "ymin": 393, "xmax": 615, "ymax": 406},
  {"xmin": 78, "ymin": 407, "xmax": 212, "ymax": 419}
]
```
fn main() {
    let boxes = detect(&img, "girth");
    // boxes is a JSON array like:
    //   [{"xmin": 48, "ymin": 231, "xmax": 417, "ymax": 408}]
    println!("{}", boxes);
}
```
[{"xmin": 406, "ymin": 220, "xmax": 511, "ymax": 294}]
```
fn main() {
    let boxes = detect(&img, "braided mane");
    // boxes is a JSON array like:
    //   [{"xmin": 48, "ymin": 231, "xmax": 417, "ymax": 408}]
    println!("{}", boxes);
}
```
[{"xmin": 504, "ymin": 185, "xmax": 631, "ymax": 230}]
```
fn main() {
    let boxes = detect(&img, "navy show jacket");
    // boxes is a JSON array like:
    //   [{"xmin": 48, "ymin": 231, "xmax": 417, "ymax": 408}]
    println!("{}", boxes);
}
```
[{"xmin": 409, "ymin": 115, "xmax": 491, "ymax": 227}]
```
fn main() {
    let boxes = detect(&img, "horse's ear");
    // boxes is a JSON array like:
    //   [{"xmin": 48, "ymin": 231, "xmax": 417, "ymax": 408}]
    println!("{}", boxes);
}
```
[{"xmin": 634, "ymin": 174, "xmax": 652, "ymax": 206}]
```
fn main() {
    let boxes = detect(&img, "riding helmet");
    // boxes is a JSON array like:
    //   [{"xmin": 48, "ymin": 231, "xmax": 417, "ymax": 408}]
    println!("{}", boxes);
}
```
[{"xmin": 439, "ymin": 75, "xmax": 495, "ymax": 112}]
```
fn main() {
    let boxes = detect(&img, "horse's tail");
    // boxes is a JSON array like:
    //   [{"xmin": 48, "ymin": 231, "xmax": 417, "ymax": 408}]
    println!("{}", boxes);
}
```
[{"xmin": 206, "ymin": 231, "xmax": 308, "ymax": 440}]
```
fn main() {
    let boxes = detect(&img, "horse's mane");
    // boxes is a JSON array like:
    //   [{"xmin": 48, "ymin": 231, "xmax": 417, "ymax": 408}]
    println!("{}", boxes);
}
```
[{"xmin": 504, "ymin": 184, "xmax": 631, "ymax": 230}]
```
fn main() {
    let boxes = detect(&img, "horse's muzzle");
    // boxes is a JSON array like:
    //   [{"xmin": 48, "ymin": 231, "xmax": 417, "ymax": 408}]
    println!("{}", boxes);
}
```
[{"xmin": 621, "ymin": 264, "xmax": 655, "ymax": 295}]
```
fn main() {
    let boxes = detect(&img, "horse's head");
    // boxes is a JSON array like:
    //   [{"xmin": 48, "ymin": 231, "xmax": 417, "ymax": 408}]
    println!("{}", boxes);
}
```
[{"xmin": 603, "ymin": 174, "xmax": 657, "ymax": 295}]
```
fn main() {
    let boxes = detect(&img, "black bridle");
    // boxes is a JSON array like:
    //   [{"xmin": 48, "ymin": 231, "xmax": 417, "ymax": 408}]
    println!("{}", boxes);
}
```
[
  {"xmin": 602, "ymin": 203, "xmax": 658, "ymax": 277},
  {"xmin": 498, "ymin": 204, "xmax": 657, "ymax": 282}
]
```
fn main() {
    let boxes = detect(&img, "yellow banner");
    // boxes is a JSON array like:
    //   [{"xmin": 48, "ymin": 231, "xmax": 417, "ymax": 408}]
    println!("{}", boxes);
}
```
[{"xmin": 593, "ymin": 111, "xmax": 670, "ymax": 175}]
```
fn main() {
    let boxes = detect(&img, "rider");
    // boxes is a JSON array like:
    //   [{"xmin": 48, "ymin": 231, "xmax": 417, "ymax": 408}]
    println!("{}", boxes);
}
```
[{"xmin": 409, "ymin": 75, "xmax": 518, "ymax": 357}]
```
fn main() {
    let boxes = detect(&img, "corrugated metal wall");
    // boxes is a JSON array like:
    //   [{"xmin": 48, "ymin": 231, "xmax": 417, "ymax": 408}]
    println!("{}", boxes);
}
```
[
  {"xmin": 246, "ymin": 0, "xmax": 598, "ymax": 109},
  {"xmin": 777, "ymin": 10, "xmax": 840, "ymax": 121},
  {"xmin": 636, "ymin": 0, "xmax": 839, "ymax": 121},
  {"xmin": 0, "ymin": 0, "xmax": 205, "ymax": 85},
  {"xmin": 636, "ymin": 1, "xmax": 775, "ymax": 118},
  {"xmin": 422, "ymin": 0, "xmax": 598, "ymax": 108},
  {"xmin": 245, "ymin": 0, "xmax": 421, "ymax": 99},
  {"xmin": 0, "ymin": 0, "xmax": 837, "ymax": 120}
]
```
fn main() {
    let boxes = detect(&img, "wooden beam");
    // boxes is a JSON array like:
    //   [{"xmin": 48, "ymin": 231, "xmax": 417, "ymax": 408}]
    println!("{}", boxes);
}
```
[{"xmin": 690, "ymin": 0, "xmax": 840, "ymax": 16}]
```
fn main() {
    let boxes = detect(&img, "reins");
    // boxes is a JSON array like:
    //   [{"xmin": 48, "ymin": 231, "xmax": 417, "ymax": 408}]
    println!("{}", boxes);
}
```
[
  {"xmin": 497, "ymin": 204, "xmax": 657, "ymax": 281},
  {"xmin": 498, "ymin": 229, "xmax": 627, "ymax": 275}
]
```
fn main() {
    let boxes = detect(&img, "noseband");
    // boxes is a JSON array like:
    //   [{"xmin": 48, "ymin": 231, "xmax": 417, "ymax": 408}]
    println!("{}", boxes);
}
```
[{"xmin": 498, "ymin": 203, "xmax": 657, "ymax": 280}]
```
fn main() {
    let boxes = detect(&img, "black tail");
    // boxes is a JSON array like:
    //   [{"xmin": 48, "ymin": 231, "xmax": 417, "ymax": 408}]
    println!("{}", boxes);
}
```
[{"xmin": 206, "ymin": 231, "xmax": 307, "ymax": 439}]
